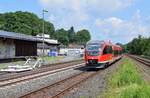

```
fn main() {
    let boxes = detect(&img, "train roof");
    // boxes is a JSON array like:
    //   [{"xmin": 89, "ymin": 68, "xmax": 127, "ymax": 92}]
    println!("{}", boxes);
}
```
[
  {"xmin": 113, "ymin": 44, "xmax": 121, "ymax": 48},
  {"xmin": 112, "ymin": 44, "xmax": 122, "ymax": 50},
  {"xmin": 87, "ymin": 40, "xmax": 104, "ymax": 45},
  {"xmin": 86, "ymin": 40, "xmax": 122, "ymax": 50}
]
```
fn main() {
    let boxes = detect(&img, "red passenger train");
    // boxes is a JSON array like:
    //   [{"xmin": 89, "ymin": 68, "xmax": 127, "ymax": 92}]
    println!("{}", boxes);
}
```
[{"xmin": 84, "ymin": 40, "xmax": 122, "ymax": 68}]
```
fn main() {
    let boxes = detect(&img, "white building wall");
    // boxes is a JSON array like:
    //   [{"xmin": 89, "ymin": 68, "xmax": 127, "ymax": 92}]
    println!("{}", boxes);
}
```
[
  {"xmin": 59, "ymin": 48, "xmax": 84, "ymax": 56},
  {"xmin": 37, "ymin": 49, "xmax": 50, "ymax": 56}
]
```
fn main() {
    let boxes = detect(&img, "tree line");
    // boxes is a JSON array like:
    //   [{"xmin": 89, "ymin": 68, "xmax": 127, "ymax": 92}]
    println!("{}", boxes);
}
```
[
  {"xmin": 54, "ymin": 27, "xmax": 91, "ymax": 46},
  {"xmin": 0, "ymin": 11, "xmax": 91, "ymax": 46},
  {"xmin": 124, "ymin": 35, "xmax": 150, "ymax": 56}
]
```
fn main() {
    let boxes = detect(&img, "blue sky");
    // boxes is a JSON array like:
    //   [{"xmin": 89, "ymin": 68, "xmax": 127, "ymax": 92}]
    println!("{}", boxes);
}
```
[{"xmin": 0, "ymin": 0, "xmax": 150, "ymax": 44}]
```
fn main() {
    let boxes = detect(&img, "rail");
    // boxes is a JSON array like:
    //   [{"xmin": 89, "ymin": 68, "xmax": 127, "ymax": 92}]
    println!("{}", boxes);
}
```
[
  {"xmin": 127, "ymin": 54, "xmax": 150, "ymax": 66},
  {"xmin": 21, "ymin": 57, "xmax": 122, "ymax": 98},
  {"xmin": 0, "ymin": 61, "xmax": 84, "ymax": 87}
]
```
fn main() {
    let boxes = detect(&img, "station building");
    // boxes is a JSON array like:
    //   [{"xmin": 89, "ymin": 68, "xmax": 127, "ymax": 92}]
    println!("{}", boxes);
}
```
[
  {"xmin": 0, "ymin": 31, "xmax": 59, "ymax": 62},
  {"xmin": 0, "ymin": 30, "xmax": 41, "ymax": 60},
  {"xmin": 36, "ymin": 34, "xmax": 60, "ymax": 56}
]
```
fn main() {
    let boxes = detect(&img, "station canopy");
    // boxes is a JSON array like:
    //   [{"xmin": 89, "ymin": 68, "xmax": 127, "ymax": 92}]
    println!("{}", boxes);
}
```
[{"xmin": 0, "ymin": 30, "xmax": 41, "ymax": 42}]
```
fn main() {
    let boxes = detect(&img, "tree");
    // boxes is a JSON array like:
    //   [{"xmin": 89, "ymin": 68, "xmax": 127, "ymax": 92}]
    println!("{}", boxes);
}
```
[
  {"xmin": 125, "ymin": 35, "xmax": 150, "ymax": 56},
  {"xmin": 0, "ymin": 11, "xmax": 92, "ymax": 46},
  {"xmin": 68, "ymin": 26, "xmax": 75, "ymax": 43},
  {"xmin": 55, "ymin": 28, "xmax": 69, "ymax": 46},
  {"xmin": 75, "ymin": 29, "xmax": 91, "ymax": 45},
  {"xmin": 44, "ymin": 21, "xmax": 55, "ymax": 38},
  {"xmin": 0, "ymin": 11, "xmax": 55, "ymax": 36}
]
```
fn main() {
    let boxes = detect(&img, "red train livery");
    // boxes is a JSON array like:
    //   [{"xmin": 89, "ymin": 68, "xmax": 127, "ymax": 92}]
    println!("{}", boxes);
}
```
[{"xmin": 84, "ymin": 40, "xmax": 122, "ymax": 68}]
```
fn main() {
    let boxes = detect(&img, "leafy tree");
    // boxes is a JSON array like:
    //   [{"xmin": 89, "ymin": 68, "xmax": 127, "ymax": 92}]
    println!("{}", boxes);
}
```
[
  {"xmin": 68, "ymin": 26, "xmax": 75, "ymax": 43},
  {"xmin": 0, "ymin": 11, "xmax": 55, "ymax": 36},
  {"xmin": 75, "ymin": 29, "xmax": 91, "ymax": 45},
  {"xmin": 125, "ymin": 35, "xmax": 150, "ymax": 56},
  {"xmin": 55, "ymin": 28, "xmax": 69, "ymax": 46},
  {"xmin": 44, "ymin": 21, "xmax": 55, "ymax": 38},
  {"xmin": 0, "ymin": 11, "xmax": 92, "ymax": 46}
]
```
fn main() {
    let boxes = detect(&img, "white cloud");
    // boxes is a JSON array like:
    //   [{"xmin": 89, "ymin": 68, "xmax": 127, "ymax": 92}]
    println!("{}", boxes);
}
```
[
  {"xmin": 86, "ymin": 0, "xmax": 134, "ymax": 12},
  {"xmin": 39, "ymin": 0, "xmax": 90, "ymax": 29},
  {"xmin": 48, "ymin": 14, "xmax": 56, "ymax": 22},
  {"xmin": 39, "ymin": 0, "xmax": 134, "ymax": 11},
  {"xmin": 39, "ymin": 0, "xmax": 134, "ymax": 28},
  {"xmin": 38, "ymin": 0, "xmax": 149, "ymax": 43},
  {"xmin": 94, "ymin": 16, "xmax": 150, "ymax": 43}
]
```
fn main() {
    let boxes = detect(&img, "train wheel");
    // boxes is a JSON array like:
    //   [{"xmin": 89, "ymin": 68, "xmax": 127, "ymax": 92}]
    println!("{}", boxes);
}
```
[
  {"xmin": 86, "ymin": 63, "xmax": 89, "ymax": 66},
  {"xmin": 104, "ymin": 62, "xmax": 109, "ymax": 68}
]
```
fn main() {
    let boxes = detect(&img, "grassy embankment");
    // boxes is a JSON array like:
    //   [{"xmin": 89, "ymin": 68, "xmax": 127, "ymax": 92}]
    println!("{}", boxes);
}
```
[{"xmin": 101, "ymin": 58, "xmax": 150, "ymax": 98}]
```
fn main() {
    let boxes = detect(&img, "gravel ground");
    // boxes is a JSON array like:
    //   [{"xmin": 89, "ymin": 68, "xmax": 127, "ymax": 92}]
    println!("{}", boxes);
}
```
[
  {"xmin": 63, "ymin": 59, "xmax": 123, "ymax": 98},
  {"xmin": 131, "ymin": 58, "xmax": 150, "ymax": 84},
  {"xmin": 0, "ymin": 66, "xmax": 84, "ymax": 98}
]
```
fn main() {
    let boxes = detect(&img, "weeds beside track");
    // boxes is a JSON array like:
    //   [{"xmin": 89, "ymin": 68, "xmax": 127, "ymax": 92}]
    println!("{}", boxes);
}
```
[{"xmin": 100, "ymin": 58, "xmax": 150, "ymax": 98}]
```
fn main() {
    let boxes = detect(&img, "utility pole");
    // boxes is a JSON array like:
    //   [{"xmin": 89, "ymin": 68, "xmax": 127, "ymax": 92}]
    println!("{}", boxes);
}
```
[{"xmin": 42, "ymin": 9, "xmax": 48, "ymax": 57}]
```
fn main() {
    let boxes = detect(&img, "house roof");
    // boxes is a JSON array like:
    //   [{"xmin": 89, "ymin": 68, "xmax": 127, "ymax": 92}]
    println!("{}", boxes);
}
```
[
  {"xmin": 36, "ymin": 34, "xmax": 59, "ymax": 45},
  {"xmin": 37, "ymin": 43, "xmax": 58, "ymax": 49},
  {"xmin": 0, "ymin": 30, "xmax": 41, "ymax": 42}
]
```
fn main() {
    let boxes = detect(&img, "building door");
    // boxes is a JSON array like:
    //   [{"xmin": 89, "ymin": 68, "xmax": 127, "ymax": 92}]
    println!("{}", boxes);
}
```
[{"xmin": 15, "ymin": 40, "xmax": 37, "ymax": 56}]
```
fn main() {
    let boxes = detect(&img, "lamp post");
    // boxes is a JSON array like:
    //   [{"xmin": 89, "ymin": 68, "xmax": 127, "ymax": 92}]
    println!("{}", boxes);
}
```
[{"xmin": 42, "ymin": 9, "xmax": 48, "ymax": 57}]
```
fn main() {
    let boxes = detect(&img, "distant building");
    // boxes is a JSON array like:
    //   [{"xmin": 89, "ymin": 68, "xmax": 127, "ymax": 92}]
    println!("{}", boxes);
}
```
[
  {"xmin": 0, "ymin": 31, "xmax": 41, "ymax": 60},
  {"xmin": 59, "ymin": 44, "xmax": 85, "ymax": 57},
  {"xmin": 36, "ymin": 34, "xmax": 60, "ymax": 56}
]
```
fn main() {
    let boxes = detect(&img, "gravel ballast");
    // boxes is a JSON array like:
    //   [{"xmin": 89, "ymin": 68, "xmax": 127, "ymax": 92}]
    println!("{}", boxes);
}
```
[
  {"xmin": 0, "ymin": 67, "xmax": 83, "ymax": 98},
  {"xmin": 63, "ymin": 59, "xmax": 123, "ymax": 98}
]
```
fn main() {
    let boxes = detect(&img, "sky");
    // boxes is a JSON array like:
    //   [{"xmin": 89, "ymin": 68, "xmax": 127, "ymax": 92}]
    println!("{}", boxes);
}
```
[{"xmin": 0, "ymin": 0, "xmax": 150, "ymax": 44}]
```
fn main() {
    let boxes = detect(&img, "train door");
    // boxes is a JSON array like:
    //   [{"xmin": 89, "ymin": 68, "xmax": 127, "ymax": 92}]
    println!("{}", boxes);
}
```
[{"xmin": 100, "ymin": 45, "xmax": 113, "ymax": 62}]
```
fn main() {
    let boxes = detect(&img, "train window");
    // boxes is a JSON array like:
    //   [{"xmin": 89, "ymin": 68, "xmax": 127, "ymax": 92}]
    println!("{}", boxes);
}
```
[
  {"xmin": 113, "ymin": 50, "xmax": 118, "ymax": 56},
  {"xmin": 118, "ymin": 50, "xmax": 120, "ymax": 55},
  {"xmin": 86, "ymin": 43, "xmax": 102, "ymax": 51},
  {"xmin": 103, "ymin": 46, "xmax": 112, "ymax": 54},
  {"xmin": 103, "ymin": 46, "xmax": 113, "ymax": 54},
  {"xmin": 86, "ymin": 45, "xmax": 100, "ymax": 51},
  {"xmin": 103, "ymin": 46, "xmax": 108, "ymax": 54},
  {"xmin": 116, "ymin": 50, "xmax": 119, "ymax": 55},
  {"xmin": 108, "ymin": 46, "xmax": 112, "ymax": 53}
]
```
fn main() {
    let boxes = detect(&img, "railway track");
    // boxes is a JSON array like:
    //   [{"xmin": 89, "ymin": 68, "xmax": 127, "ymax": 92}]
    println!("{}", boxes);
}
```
[
  {"xmin": 128, "ymin": 54, "xmax": 150, "ymax": 83},
  {"xmin": 127, "ymin": 54, "xmax": 150, "ymax": 66},
  {"xmin": 0, "ymin": 60, "xmax": 84, "ymax": 87},
  {"xmin": 21, "ymin": 59, "xmax": 122, "ymax": 98},
  {"xmin": 21, "ymin": 70, "xmax": 99, "ymax": 98}
]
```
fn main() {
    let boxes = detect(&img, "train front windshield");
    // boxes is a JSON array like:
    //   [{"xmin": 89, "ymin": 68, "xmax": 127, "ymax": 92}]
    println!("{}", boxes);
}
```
[
  {"xmin": 86, "ymin": 43, "xmax": 102, "ymax": 51},
  {"xmin": 86, "ymin": 43, "xmax": 102, "ymax": 56}
]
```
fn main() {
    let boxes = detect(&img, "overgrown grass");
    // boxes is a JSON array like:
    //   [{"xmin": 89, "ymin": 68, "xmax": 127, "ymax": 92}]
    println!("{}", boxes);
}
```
[
  {"xmin": 0, "ymin": 61, "xmax": 26, "ymax": 69},
  {"xmin": 100, "ymin": 58, "xmax": 150, "ymax": 98},
  {"xmin": 0, "ymin": 64, "xmax": 8, "ymax": 69},
  {"xmin": 42, "ymin": 56, "xmax": 64, "ymax": 61},
  {"xmin": 110, "ymin": 58, "xmax": 143, "ymax": 87}
]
